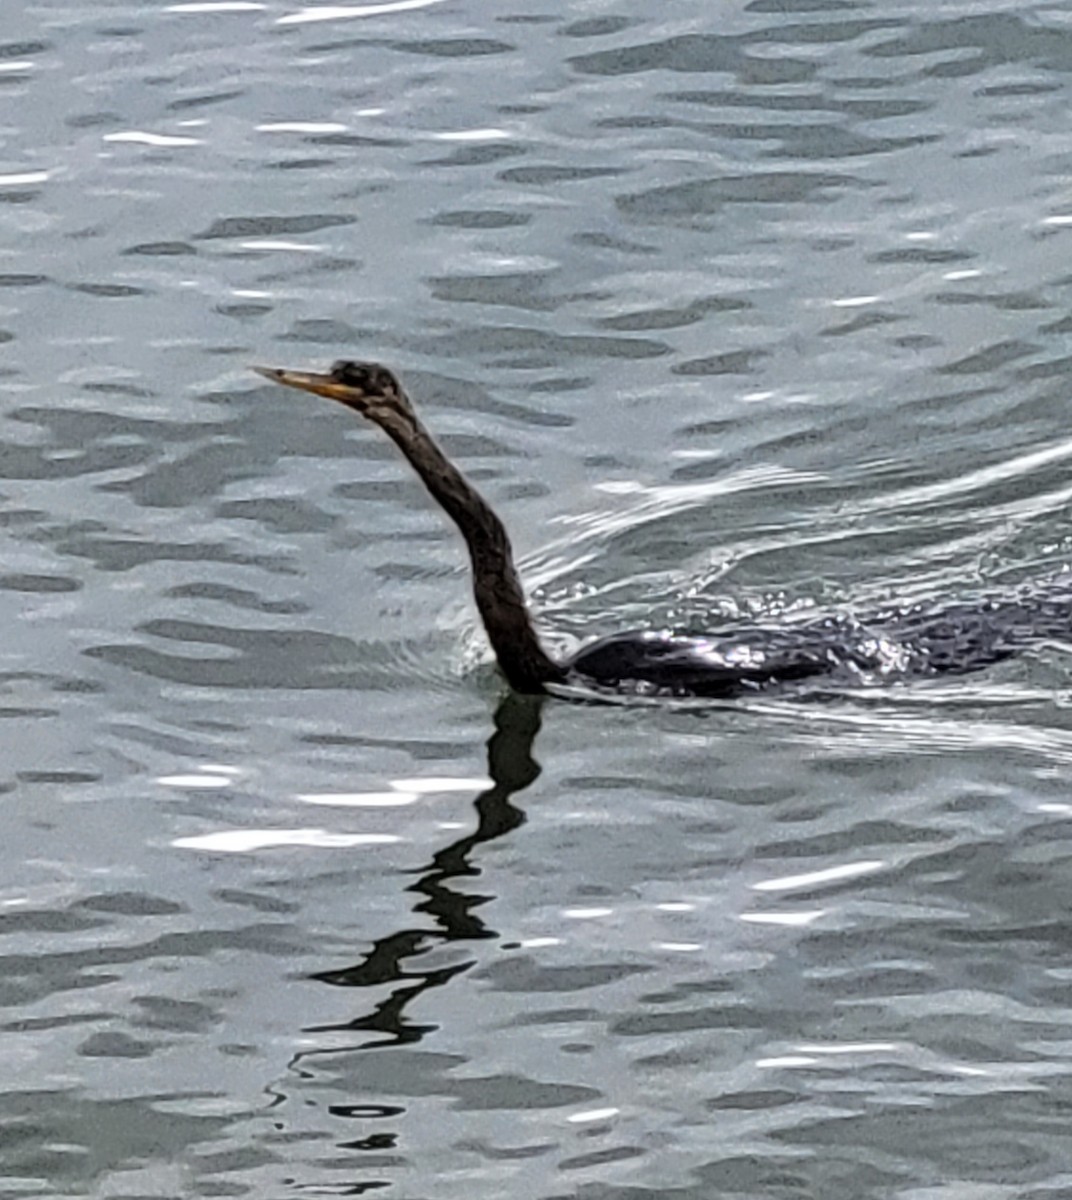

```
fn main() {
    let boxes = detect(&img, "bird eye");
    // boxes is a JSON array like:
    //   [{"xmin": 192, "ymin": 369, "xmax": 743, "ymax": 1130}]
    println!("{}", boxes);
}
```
[{"xmin": 330, "ymin": 360, "xmax": 369, "ymax": 387}]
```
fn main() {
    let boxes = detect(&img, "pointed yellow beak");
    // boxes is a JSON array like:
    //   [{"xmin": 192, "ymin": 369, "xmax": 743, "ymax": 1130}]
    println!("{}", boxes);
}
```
[{"xmin": 252, "ymin": 365, "xmax": 359, "ymax": 405}]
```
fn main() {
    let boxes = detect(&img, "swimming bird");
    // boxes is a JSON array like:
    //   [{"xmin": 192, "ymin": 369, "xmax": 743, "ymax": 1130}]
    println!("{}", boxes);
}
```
[{"xmin": 254, "ymin": 360, "xmax": 1069, "ymax": 697}]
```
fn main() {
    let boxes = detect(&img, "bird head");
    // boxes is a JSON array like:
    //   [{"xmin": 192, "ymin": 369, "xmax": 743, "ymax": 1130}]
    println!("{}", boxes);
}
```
[{"xmin": 253, "ymin": 360, "xmax": 415, "ymax": 428}]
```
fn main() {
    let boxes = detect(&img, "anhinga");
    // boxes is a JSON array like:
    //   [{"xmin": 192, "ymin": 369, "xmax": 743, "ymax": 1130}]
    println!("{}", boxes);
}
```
[{"xmin": 254, "ymin": 360, "xmax": 1067, "ymax": 697}]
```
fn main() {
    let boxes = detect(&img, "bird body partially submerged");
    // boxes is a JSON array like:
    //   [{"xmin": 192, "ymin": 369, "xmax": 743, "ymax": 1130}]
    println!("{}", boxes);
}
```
[
  {"xmin": 567, "ymin": 626, "xmax": 847, "ymax": 697},
  {"xmin": 254, "ymin": 360, "xmax": 1069, "ymax": 699}
]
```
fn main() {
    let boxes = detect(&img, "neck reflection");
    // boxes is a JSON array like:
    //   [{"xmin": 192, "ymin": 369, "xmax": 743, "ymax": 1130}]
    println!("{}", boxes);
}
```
[{"xmin": 307, "ymin": 691, "xmax": 546, "ymax": 1048}]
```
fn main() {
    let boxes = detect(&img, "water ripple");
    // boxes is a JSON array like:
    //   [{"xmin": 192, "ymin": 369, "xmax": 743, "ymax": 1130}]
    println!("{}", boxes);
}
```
[{"xmin": 4, "ymin": 0, "xmax": 1072, "ymax": 1195}]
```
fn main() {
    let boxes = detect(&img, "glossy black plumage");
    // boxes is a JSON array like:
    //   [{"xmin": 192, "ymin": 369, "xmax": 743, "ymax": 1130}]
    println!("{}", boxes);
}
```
[{"xmin": 567, "ymin": 586, "xmax": 1071, "ymax": 696}]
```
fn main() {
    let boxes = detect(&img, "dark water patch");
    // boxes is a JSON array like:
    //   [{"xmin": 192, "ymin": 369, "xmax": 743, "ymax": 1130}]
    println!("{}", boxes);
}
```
[
  {"xmin": 618, "ymin": 171, "xmax": 859, "ymax": 220},
  {"xmin": 102, "ymin": 440, "xmax": 277, "ymax": 508},
  {"xmin": 869, "ymin": 245, "xmax": 974, "ymax": 265},
  {"xmin": 213, "ymin": 888, "xmax": 300, "ymax": 915},
  {"xmin": 334, "ymin": 477, "xmax": 423, "ymax": 507},
  {"xmin": 79, "ymin": 1031, "xmax": 154, "ymax": 1058},
  {"xmin": 0, "ymin": 441, "xmax": 152, "ymax": 482},
  {"xmin": 392, "ymin": 38, "xmax": 515, "ymax": 58},
  {"xmin": 747, "ymin": 0, "xmax": 859, "ymax": 11},
  {"xmin": 933, "ymin": 287, "xmax": 1051, "ymax": 312},
  {"xmin": 820, "ymin": 307, "xmax": 903, "ymax": 338},
  {"xmin": 0, "ymin": 924, "xmax": 312, "ymax": 1004},
  {"xmin": 85, "ymin": 620, "xmax": 371, "ymax": 690},
  {"xmin": 523, "ymin": 376, "xmax": 592, "ymax": 395},
  {"xmin": 285, "ymin": 316, "xmax": 366, "ymax": 345},
  {"xmin": 761, "ymin": 124, "xmax": 940, "ymax": 160},
  {"xmin": 438, "ymin": 433, "xmax": 518, "ymax": 459},
  {"xmin": 674, "ymin": 348, "xmax": 769, "ymax": 376},
  {"xmin": 1018, "ymin": 353, "xmax": 1072, "ymax": 383},
  {"xmin": 166, "ymin": 89, "xmax": 244, "ymax": 113},
  {"xmin": 0, "ymin": 187, "xmax": 45, "ymax": 205},
  {"xmin": 18, "ymin": 769, "xmax": 100, "ymax": 784},
  {"xmin": 67, "ymin": 282, "xmax": 146, "ymax": 298},
  {"xmin": 593, "ymin": 298, "xmax": 744, "ymax": 336},
  {"xmin": 423, "ymin": 143, "xmax": 521, "ymax": 169},
  {"xmin": 754, "ymin": 817, "xmax": 946, "ymax": 859},
  {"xmin": 572, "ymin": 230, "xmax": 657, "ymax": 255},
  {"xmin": 486, "ymin": 959, "xmax": 650, "ymax": 994},
  {"xmin": 499, "ymin": 165, "xmax": 627, "ymax": 186},
  {"xmin": 980, "ymin": 80, "xmax": 1063, "ymax": 99},
  {"xmin": 214, "ymin": 496, "xmax": 339, "ymax": 535},
  {"xmin": 122, "ymin": 240, "xmax": 196, "ymax": 256},
  {"xmin": 428, "ymin": 272, "xmax": 563, "ymax": 313},
  {"xmin": 197, "ymin": 214, "xmax": 356, "ymax": 241},
  {"xmin": 424, "ymin": 326, "xmax": 670, "ymax": 363},
  {"xmin": 216, "ymin": 299, "xmax": 272, "ymax": 318},
  {"xmin": 866, "ymin": 13, "xmax": 1072, "ymax": 75},
  {"xmin": 569, "ymin": 34, "xmax": 750, "ymax": 77},
  {"xmin": 937, "ymin": 339, "xmax": 1040, "ymax": 376},
  {"xmin": 0, "ymin": 40, "xmax": 48, "ymax": 58},
  {"xmin": 307, "ymin": 132, "xmax": 409, "ymax": 152},
  {"xmin": 667, "ymin": 88, "xmax": 930, "ymax": 122},
  {"xmin": 0, "ymin": 905, "xmax": 106, "ymax": 937},
  {"xmin": 0, "ymin": 705, "xmax": 58, "ymax": 719},
  {"xmin": 76, "ymin": 892, "xmax": 185, "ymax": 917},
  {"xmin": 428, "ymin": 208, "xmax": 532, "ymax": 229},
  {"xmin": 706, "ymin": 1087, "xmax": 799, "ymax": 1110},
  {"xmin": 562, "ymin": 17, "xmax": 636, "ymax": 39},
  {"xmin": 559, "ymin": 1146, "xmax": 646, "ymax": 1172},
  {"xmin": 131, "ymin": 994, "xmax": 221, "ymax": 1034},
  {"xmin": 317, "ymin": 1048, "xmax": 603, "ymax": 1111},
  {"xmin": 44, "ymin": 531, "xmax": 293, "ymax": 574},
  {"xmin": 65, "ymin": 111, "xmax": 121, "ymax": 130},
  {"xmin": 0, "ymin": 1091, "xmax": 236, "ymax": 1188},
  {"xmin": 0, "ymin": 573, "xmax": 80, "ymax": 593}
]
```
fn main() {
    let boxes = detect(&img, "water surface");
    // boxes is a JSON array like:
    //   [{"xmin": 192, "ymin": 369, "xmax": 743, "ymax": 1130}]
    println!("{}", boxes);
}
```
[{"xmin": 4, "ymin": 0, "xmax": 1072, "ymax": 1196}]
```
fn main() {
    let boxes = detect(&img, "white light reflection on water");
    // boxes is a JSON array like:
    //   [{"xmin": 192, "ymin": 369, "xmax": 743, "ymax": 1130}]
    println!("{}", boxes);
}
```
[
  {"xmin": 298, "ymin": 790, "xmax": 418, "ymax": 807},
  {"xmin": 156, "ymin": 773, "xmax": 235, "ymax": 789},
  {"xmin": 567, "ymin": 1108, "xmax": 620, "ymax": 1124},
  {"xmin": 166, "ymin": 1, "xmax": 265, "ymax": 10},
  {"xmin": 758, "ymin": 1041, "xmax": 996, "ymax": 1082},
  {"xmin": 239, "ymin": 240, "xmax": 326, "ymax": 253},
  {"xmin": 277, "ymin": 0, "xmax": 446, "ymax": 25},
  {"xmin": 431, "ymin": 129, "xmax": 510, "ymax": 143},
  {"xmin": 753, "ymin": 860, "xmax": 886, "ymax": 893},
  {"xmin": 256, "ymin": 122, "xmax": 349, "ymax": 134},
  {"xmin": 297, "ymin": 776, "xmax": 492, "ymax": 805},
  {"xmin": 172, "ymin": 829, "xmax": 402, "ymax": 852},
  {"xmin": 739, "ymin": 911, "xmax": 826, "ymax": 927},
  {"xmin": 391, "ymin": 776, "xmax": 492, "ymax": 793},
  {"xmin": 102, "ymin": 132, "xmax": 203, "ymax": 147}
]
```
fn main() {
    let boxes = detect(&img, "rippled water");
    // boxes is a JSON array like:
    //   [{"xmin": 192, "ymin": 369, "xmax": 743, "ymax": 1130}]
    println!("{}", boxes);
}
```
[{"xmin": 5, "ymin": 0, "xmax": 1072, "ymax": 1195}]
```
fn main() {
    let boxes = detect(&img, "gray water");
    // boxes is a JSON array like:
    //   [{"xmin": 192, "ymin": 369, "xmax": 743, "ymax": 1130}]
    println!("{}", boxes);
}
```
[{"xmin": 4, "ymin": 0, "xmax": 1072, "ymax": 1196}]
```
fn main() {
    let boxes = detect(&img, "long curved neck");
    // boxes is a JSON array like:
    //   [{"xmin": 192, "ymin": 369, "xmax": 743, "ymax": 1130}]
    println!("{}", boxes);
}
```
[{"xmin": 376, "ymin": 401, "xmax": 566, "ymax": 693}]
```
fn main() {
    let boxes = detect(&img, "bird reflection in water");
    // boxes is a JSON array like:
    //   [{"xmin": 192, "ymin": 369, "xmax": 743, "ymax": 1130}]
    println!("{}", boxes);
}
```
[{"xmin": 304, "ymin": 691, "xmax": 545, "ymax": 1048}]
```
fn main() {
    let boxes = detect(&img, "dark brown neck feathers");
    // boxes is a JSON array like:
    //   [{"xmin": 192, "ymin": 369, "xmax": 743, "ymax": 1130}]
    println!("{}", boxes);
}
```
[{"xmin": 376, "ymin": 402, "xmax": 565, "ymax": 694}]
